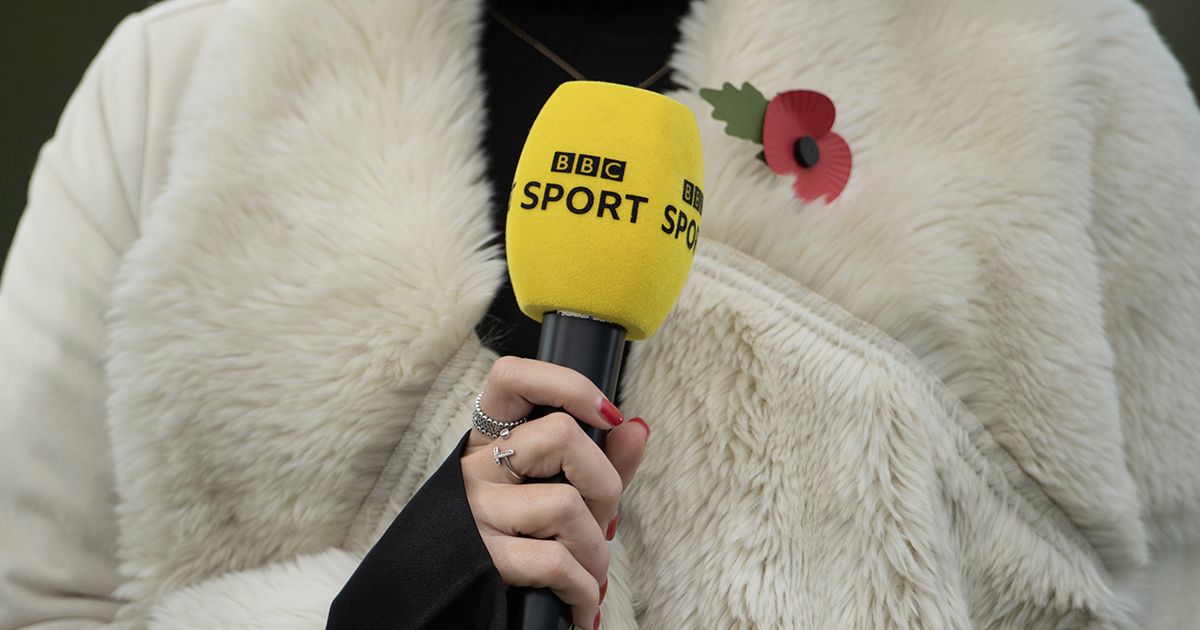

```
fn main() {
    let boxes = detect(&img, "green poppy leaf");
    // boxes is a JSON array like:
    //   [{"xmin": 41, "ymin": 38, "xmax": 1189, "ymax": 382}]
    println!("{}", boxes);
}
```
[{"xmin": 699, "ymin": 82, "xmax": 769, "ymax": 145}]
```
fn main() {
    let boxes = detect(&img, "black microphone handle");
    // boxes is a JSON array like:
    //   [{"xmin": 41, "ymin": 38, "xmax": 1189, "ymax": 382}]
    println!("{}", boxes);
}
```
[{"xmin": 508, "ymin": 311, "xmax": 627, "ymax": 630}]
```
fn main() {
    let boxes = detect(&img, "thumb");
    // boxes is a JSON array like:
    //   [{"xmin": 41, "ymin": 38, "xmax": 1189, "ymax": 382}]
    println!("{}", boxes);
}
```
[{"xmin": 605, "ymin": 417, "xmax": 650, "ymax": 490}]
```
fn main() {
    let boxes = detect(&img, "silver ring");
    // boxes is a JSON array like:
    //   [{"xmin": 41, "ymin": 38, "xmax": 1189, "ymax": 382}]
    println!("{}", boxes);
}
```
[
  {"xmin": 493, "ymin": 446, "xmax": 524, "ymax": 481},
  {"xmin": 472, "ymin": 393, "xmax": 528, "ymax": 439}
]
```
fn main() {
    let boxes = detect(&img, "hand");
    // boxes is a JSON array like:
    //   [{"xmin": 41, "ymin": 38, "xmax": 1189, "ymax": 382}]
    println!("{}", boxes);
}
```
[{"xmin": 461, "ymin": 356, "xmax": 650, "ymax": 630}]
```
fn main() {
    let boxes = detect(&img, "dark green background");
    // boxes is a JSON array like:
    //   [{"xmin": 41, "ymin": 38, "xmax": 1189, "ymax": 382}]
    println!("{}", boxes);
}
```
[{"xmin": 2, "ymin": 1, "xmax": 1197, "ymax": 271}]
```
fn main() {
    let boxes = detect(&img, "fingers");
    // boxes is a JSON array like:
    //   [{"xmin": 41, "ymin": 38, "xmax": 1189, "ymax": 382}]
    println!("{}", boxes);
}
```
[
  {"xmin": 461, "ymin": 354, "xmax": 654, "ymax": 630},
  {"xmin": 480, "ymin": 483, "xmax": 609, "ymax": 584},
  {"xmin": 473, "ymin": 357, "xmax": 623, "ymax": 441},
  {"xmin": 488, "ymin": 536, "xmax": 602, "ymax": 630},
  {"xmin": 466, "ymin": 413, "xmax": 623, "ymax": 527}
]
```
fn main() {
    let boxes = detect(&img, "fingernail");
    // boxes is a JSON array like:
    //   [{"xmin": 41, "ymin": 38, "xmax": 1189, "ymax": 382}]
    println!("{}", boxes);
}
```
[
  {"xmin": 606, "ymin": 514, "xmax": 619, "ymax": 541},
  {"xmin": 599, "ymin": 579, "xmax": 608, "ymax": 605},
  {"xmin": 629, "ymin": 417, "xmax": 650, "ymax": 441},
  {"xmin": 594, "ymin": 610, "xmax": 601, "ymax": 630},
  {"xmin": 599, "ymin": 398, "xmax": 623, "ymax": 427}
]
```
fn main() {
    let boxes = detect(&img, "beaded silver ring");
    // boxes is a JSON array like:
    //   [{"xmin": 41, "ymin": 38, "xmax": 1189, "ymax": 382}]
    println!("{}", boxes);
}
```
[{"xmin": 471, "ymin": 393, "xmax": 529, "ymax": 439}]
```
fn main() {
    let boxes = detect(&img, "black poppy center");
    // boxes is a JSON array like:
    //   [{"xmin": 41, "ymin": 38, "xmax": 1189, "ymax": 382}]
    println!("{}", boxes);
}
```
[{"xmin": 793, "ymin": 136, "xmax": 820, "ymax": 168}]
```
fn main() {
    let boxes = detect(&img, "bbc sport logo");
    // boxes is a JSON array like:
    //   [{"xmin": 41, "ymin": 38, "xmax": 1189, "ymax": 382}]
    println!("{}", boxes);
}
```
[{"xmin": 550, "ymin": 151, "xmax": 627, "ymax": 182}]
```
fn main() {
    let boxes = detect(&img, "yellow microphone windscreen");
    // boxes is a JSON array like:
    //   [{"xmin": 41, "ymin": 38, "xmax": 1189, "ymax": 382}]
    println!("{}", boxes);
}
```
[{"xmin": 506, "ymin": 82, "xmax": 705, "ymax": 340}]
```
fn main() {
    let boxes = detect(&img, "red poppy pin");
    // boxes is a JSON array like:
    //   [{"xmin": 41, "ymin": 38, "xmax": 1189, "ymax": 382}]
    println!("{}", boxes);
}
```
[{"xmin": 700, "ymin": 82, "xmax": 851, "ymax": 202}]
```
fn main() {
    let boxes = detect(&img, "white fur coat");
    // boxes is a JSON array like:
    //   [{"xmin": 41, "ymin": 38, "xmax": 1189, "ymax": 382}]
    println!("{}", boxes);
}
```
[{"xmin": 95, "ymin": 0, "xmax": 1200, "ymax": 627}]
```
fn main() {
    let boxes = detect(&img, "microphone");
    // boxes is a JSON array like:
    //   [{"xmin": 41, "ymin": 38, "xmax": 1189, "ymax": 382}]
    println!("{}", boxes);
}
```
[{"xmin": 504, "ymin": 81, "xmax": 705, "ymax": 630}]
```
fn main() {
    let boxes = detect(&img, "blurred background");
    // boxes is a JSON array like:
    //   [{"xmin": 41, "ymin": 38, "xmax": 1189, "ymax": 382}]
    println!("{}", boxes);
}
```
[{"xmin": 1, "ymin": 1, "xmax": 1197, "ymax": 270}]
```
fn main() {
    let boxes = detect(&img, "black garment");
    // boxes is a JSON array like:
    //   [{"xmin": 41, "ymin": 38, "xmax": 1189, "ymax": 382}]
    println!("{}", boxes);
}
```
[
  {"xmin": 328, "ymin": 433, "xmax": 504, "ymax": 630},
  {"xmin": 328, "ymin": 4, "xmax": 687, "ymax": 627}
]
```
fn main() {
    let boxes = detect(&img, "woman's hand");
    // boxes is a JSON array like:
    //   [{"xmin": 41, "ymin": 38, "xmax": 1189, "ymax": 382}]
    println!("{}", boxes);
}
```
[{"xmin": 462, "ymin": 356, "xmax": 650, "ymax": 630}]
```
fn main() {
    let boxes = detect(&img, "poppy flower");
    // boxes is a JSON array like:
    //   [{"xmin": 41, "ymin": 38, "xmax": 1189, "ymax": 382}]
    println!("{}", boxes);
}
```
[
  {"xmin": 761, "ymin": 90, "xmax": 851, "ymax": 202},
  {"xmin": 700, "ymin": 82, "xmax": 852, "ymax": 203}
]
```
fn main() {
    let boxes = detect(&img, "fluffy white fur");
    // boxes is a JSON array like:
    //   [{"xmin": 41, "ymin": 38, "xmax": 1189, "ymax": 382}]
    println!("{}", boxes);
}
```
[
  {"xmin": 618, "ymin": 242, "xmax": 1130, "ymax": 627},
  {"xmin": 148, "ymin": 549, "xmax": 360, "ymax": 629},
  {"xmin": 103, "ymin": 0, "xmax": 1200, "ymax": 627},
  {"xmin": 105, "ymin": 0, "xmax": 505, "ymax": 621}
]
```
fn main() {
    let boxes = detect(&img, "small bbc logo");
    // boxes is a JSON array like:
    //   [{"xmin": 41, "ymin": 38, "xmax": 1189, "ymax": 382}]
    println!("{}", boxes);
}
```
[
  {"xmin": 551, "ymin": 151, "xmax": 627, "ymax": 182},
  {"xmin": 681, "ymin": 179, "xmax": 703, "ymax": 214}
]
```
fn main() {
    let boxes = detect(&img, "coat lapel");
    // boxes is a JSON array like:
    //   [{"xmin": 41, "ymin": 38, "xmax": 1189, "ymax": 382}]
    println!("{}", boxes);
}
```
[
  {"xmin": 669, "ymin": 0, "xmax": 1145, "ymax": 574},
  {"xmin": 107, "ymin": 0, "xmax": 504, "ymax": 616}
]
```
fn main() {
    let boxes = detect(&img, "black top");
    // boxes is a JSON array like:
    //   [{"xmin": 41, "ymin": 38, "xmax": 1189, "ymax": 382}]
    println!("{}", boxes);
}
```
[{"xmin": 328, "ymin": 3, "xmax": 688, "ymax": 627}]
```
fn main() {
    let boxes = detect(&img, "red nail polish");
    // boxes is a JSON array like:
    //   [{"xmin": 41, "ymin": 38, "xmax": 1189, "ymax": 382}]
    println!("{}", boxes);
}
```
[
  {"xmin": 606, "ymin": 514, "xmax": 619, "ymax": 541},
  {"xmin": 599, "ymin": 399, "xmax": 623, "ymax": 427},
  {"xmin": 599, "ymin": 579, "xmax": 608, "ymax": 605},
  {"xmin": 629, "ymin": 417, "xmax": 650, "ymax": 440},
  {"xmin": 594, "ymin": 610, "xmax": 601, "ymax": 630}
]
